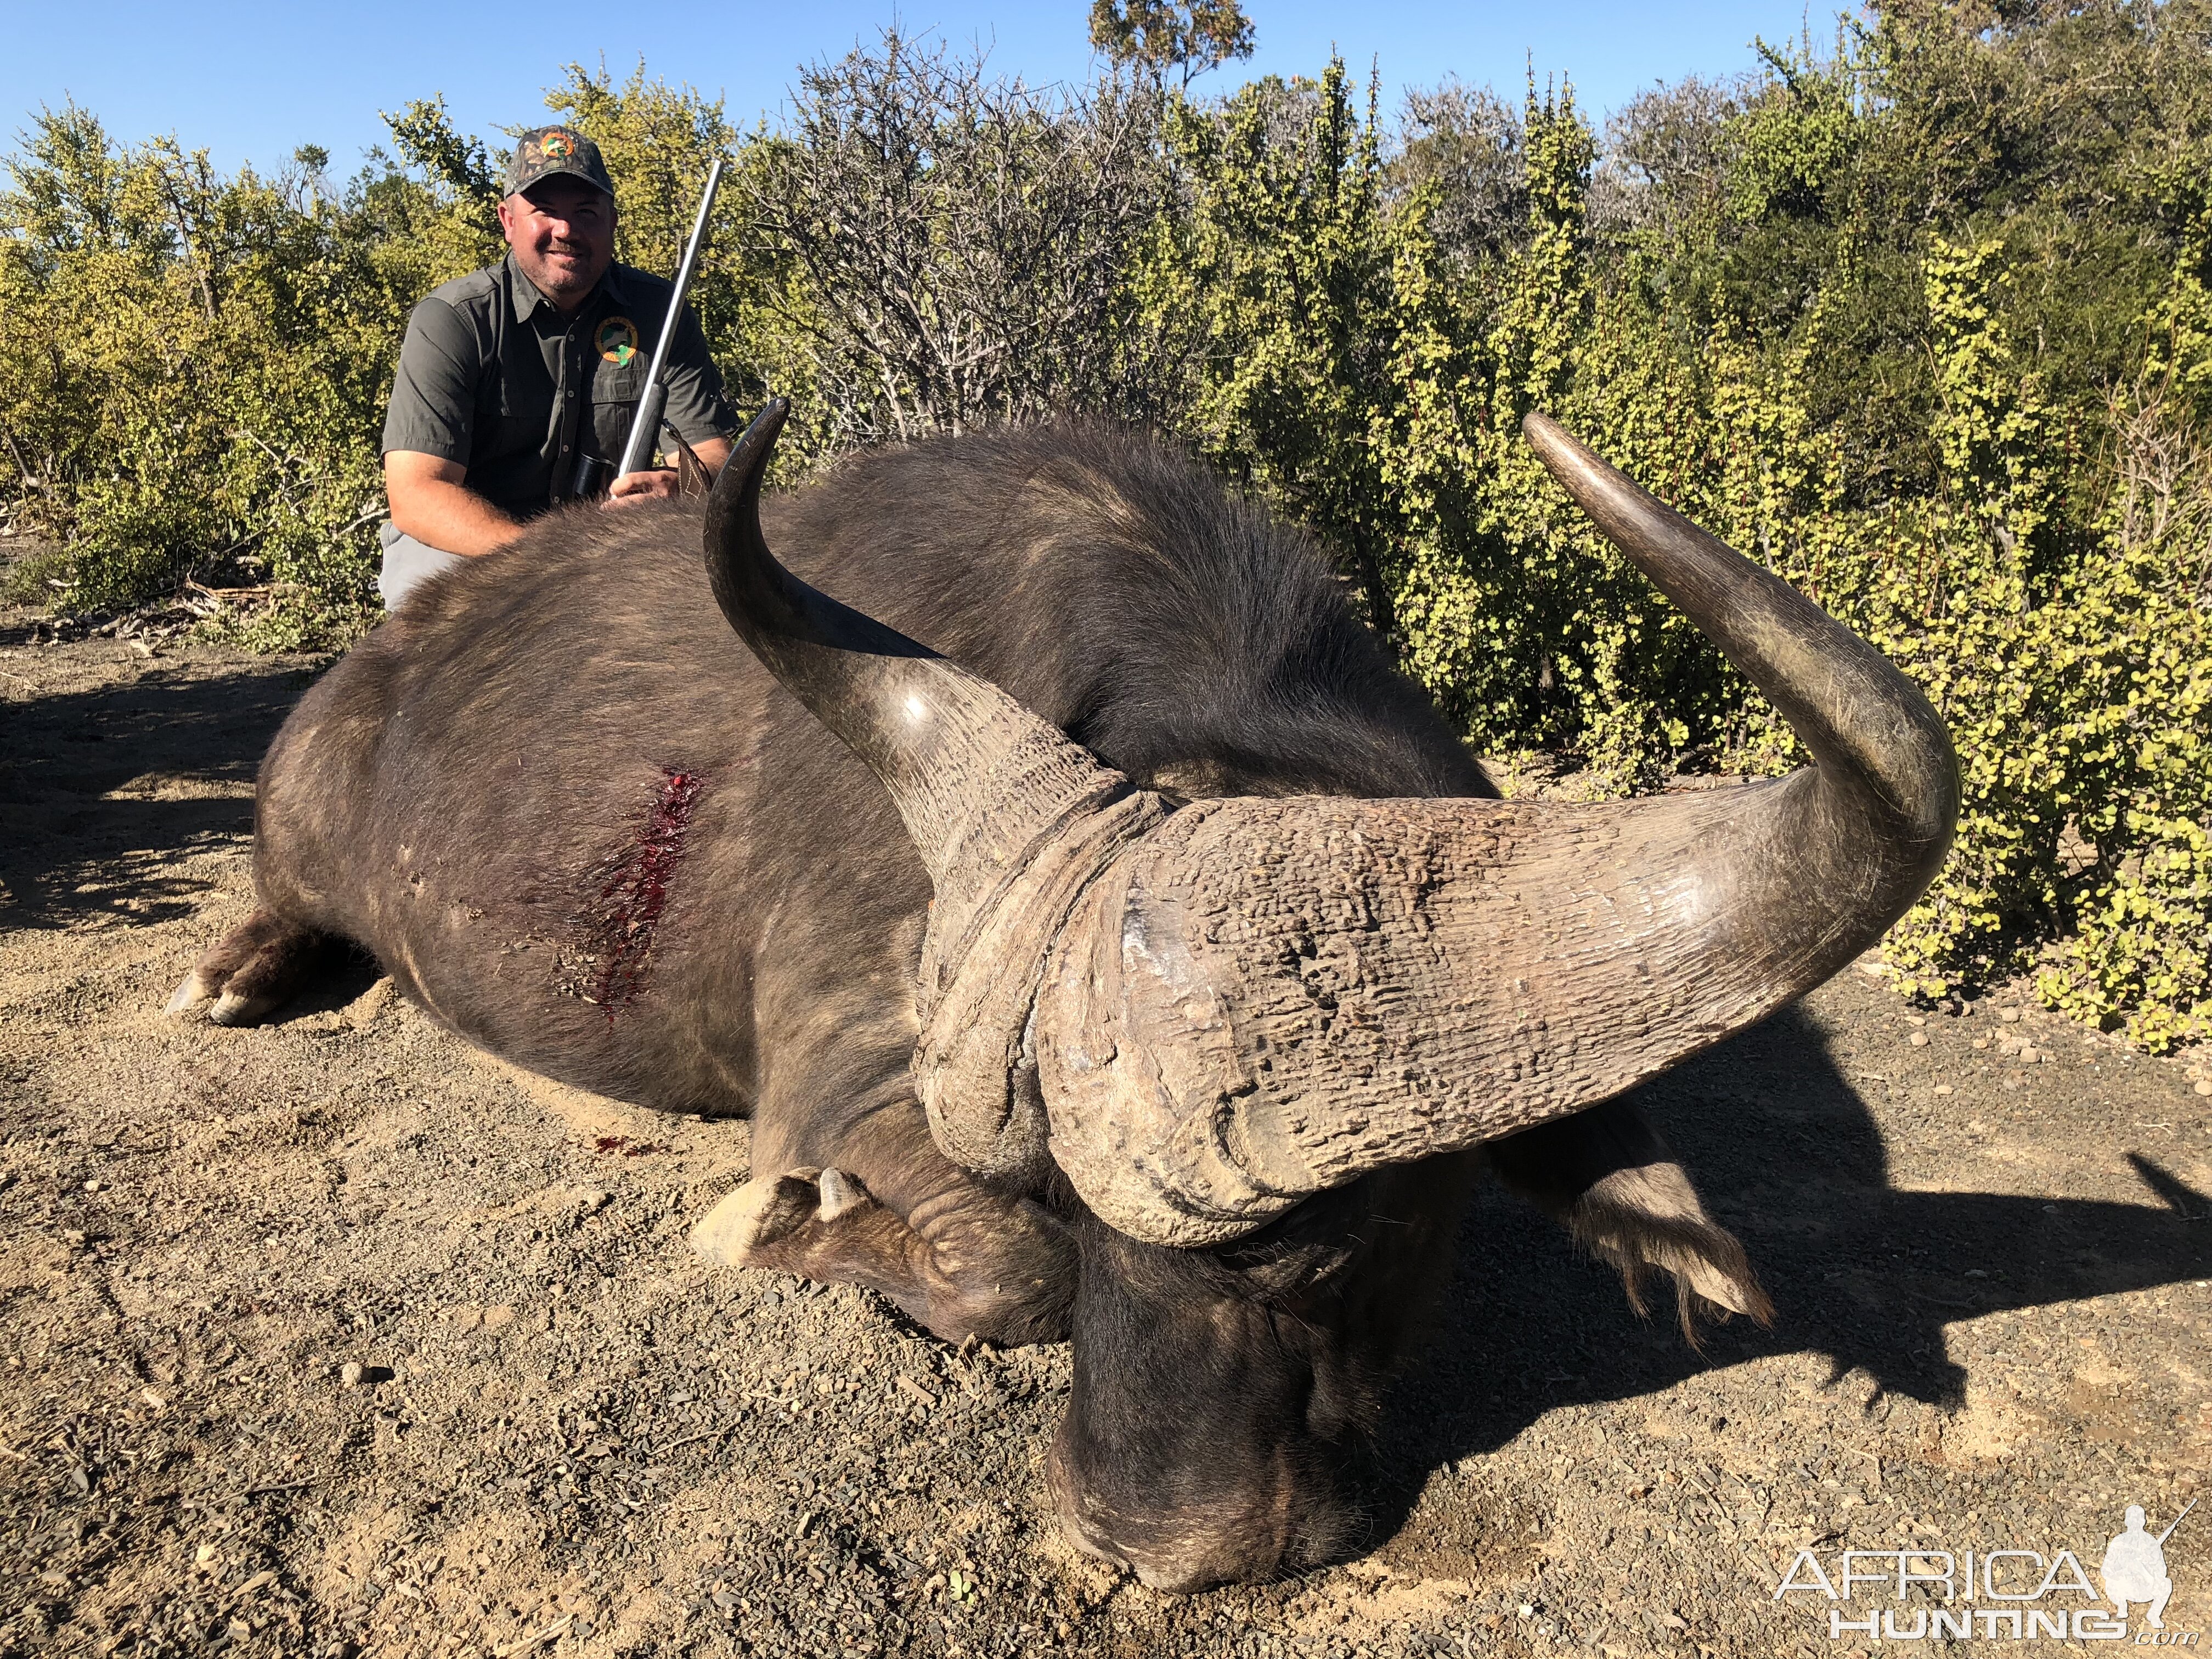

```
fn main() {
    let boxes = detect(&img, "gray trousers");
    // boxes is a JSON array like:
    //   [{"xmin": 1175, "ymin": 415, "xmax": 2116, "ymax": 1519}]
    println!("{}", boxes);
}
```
[{"xmin": 377, "ymin": 522, "xmax": 470, "ymax": 612}]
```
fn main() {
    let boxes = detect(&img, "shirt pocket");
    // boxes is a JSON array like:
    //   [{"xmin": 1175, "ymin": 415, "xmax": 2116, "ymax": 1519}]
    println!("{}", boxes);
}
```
[
  {"xmin": 494, "ymin": 385, "xmax": 556, "ymax": 456},
  {"xmin": 590, "ymin": 366, "xmax": 644, "ymax": 459}
]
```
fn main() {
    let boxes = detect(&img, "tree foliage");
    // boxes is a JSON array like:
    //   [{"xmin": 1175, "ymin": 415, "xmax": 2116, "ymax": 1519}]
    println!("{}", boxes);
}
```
[
  {"xmin": 3, "ymin": 4, "xmax": 2209, "ymax": 1043},
  {"xmin": 1087, "ymin": 0, "xmax": 1255, "ymax": 89}
]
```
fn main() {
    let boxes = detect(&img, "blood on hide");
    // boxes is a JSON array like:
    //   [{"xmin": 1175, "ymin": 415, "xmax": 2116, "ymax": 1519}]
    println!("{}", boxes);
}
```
[{"xmin": 565, "ymin": 766, "xmax": 705, "ymax": 1018}]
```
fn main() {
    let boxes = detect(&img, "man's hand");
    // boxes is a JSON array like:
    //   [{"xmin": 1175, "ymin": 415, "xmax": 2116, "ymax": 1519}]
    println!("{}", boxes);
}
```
[
  {"xmin": 603, "ymin": 436, "xmax": 732, "ymax": 509},
  {"xmin": 385, "ymin": 452, "xmax": 524, "ymax": 556},
  {"xmin": 603, "ymin": 469, "xmax": 682, "ymax": 509}
]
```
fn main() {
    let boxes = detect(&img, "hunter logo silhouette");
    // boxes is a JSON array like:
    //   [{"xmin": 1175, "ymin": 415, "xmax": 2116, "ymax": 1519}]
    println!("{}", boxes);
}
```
[{"xmin": 2105, "ymin": 1500, "xmax": 2194, "ymax": 1629}]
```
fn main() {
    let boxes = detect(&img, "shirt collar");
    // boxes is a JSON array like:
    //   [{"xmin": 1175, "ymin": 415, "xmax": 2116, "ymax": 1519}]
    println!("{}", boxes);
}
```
[{"xmin": 505, "ymin": 251, "xmax": 625, "ymax": 323}]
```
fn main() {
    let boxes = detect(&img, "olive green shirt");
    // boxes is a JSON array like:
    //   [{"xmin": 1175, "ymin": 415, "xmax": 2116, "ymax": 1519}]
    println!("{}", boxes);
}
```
[{"xmin": 381, "ymin": 253, "xmax": 736, "ymax": 520}]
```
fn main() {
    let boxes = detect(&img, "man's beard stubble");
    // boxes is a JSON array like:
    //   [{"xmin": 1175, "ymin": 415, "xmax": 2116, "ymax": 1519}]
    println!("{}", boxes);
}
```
[{"xmin": 538, "ymin": 239, "xmax": 596, "ymax": 295}]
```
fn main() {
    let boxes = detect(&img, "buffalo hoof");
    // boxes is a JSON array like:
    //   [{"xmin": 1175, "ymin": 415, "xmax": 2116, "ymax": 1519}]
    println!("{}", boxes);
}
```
[
  {"xmin": 691, "ymin": 1167, "xmax": 847, "ymax": 1266},
  {"xmin": 162, "ymin": 969, "xmax": 215, "ymax": 1018},
  {"xmin": 691, "ymin": 1167, "xmax": 1076, "ymax": 1346},
  {"xmin": 165, "ymin": 970, "xmax": 281, "ymax": 1027},
  {"xmin": 166, "ymin": 908, "xmax": 325, "ymax": 1026}
]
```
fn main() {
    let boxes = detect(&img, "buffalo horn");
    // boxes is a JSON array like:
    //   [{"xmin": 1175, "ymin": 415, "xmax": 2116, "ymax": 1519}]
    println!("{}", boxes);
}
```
[
  {"xmin": 1024, "ymin": 413, "xmax": 1960, "ymax": 1246},
  {"xmin": 706, "ymin": 403, "xmax": 1959, "ymax": 1249},
  {"xmin": 703, "ymin": 400, "xmax": 1130, "ymax": 888},
  {"xmin": 703, "ymin": 400, "xmax": 1158, "ymax": 1181}
]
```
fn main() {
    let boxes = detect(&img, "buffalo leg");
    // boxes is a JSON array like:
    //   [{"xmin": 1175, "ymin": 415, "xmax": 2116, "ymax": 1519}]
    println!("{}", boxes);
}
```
[
  {"xmin": 165, "ymin": 907, "xmax": 326, "ymax": 1026},
  {"xmin": 1485, "ymin": 1097, "xmax": 1773, "ymax": 1336},
  {"xmin": 692, "ymin": 1108, "xmax": 1076, "ymax": 1347}
]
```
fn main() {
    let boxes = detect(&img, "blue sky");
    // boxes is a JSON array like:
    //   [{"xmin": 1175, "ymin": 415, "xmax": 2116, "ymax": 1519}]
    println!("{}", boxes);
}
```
[{"xmin": 6, "ymin": 0, "xmax": 1841, "ymax": 178}]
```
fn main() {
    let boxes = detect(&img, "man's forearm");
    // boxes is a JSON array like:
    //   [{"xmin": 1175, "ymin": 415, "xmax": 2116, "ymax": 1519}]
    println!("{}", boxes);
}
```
[{"xmin": 389, "ymin": 475, "xmax": 525, "ymax": 557}]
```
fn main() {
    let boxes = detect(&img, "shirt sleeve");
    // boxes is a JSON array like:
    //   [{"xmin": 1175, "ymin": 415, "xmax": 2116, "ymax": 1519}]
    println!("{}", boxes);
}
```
[
  {"xmin": 381, "ymin": 297, "xmax": 481, "ymax": 464},
  {"xmin": 656, "ymin": 303, "xmax": 738, "ymax": 445}
]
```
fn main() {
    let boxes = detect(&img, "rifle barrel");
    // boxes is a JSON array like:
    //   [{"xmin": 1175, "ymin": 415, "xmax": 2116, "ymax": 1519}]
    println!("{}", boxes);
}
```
[
  {"xmin": 617, "ymin": 158, "xmax": 726, "ymax": 479},
  {"xmin": 2156, "ymin": 1497, "xmax": 2197, "ymax": 1545}
]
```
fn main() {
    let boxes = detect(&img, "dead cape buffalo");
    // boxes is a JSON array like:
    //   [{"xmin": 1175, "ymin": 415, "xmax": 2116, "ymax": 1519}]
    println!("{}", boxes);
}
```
[{"xmin": 170, "ymin": 402, "xmax": 1957, "ymax": 1592}]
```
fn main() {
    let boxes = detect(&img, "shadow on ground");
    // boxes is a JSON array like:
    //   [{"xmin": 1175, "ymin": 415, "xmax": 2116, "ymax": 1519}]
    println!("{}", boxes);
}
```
[
  {"xmin": 1370, "ymin": 1002, "xmax": 2212, "ymax": 1536},
  {"xmin": 0, "ymin": 657, "xmax": 313, "ymax": 930}
]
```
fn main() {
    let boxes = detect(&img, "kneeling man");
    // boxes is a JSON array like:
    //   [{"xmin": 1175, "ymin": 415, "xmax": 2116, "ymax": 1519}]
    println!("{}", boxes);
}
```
[
  {"xmin": 2101, "ymin": 1506, "xmax": 2174, "ymax": 1629},
  {"xmin": 378, "ymin": 126, "xmax": 738, "ymax": 610}
]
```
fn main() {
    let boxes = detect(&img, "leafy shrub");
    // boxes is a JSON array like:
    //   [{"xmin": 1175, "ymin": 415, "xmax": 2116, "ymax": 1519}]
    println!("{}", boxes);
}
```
[
  {"xmin": 1128, "ymin": 10, "xmax": 2211, "ymax": 1046},
  {"xmin": 0, "ymin": 101, "xmax": 495, "ymax": 619}
]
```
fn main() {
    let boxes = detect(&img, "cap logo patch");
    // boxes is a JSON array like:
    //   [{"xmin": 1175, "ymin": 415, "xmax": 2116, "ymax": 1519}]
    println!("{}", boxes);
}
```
[
  {"xmin": 596, "ymin": 317, "xmax": 640, "ymax": 368},
  {"xmin": 504, "ymin": 125, "xmax": 612, "ymax": 198}
]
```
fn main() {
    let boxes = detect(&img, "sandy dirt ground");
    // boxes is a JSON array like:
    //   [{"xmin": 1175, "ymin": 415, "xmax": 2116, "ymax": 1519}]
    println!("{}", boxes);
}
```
[{"xmin": 4, "ymin": 608, "xmax": 2211, "ymax": 1659}]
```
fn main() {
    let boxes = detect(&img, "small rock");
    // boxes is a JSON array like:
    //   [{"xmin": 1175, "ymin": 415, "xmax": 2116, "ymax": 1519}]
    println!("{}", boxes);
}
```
[
  {"xmin": 2195, "ymin": 1081, "xmax": 2211, "ymax": 1097},
  {"xmin": 2000, "ymin": 1009, "xmax": 2022, "ymax": 1024},
  {"xmin": 1972, "ymin": 1037, "xmax": 1990, "ymax": 1051},
  {"xmin": 340, "ymin": 1362, "xmax": 365, "ymax": 1389},
  {"xmin": 1906, "ymin": 1015, "xmax": 1927, "ymax": 1028},
  {"xmin": 83, "ymin": 1180, "xmax": 103, "ymax": 1194},
  {"xmin": 1932, "ymin": 1085, "xmax": 1954, "ymax": 1097},
  {"xmin": 1909, "ymin": 1032, "xmax": 1929, "ymax": 1047}
]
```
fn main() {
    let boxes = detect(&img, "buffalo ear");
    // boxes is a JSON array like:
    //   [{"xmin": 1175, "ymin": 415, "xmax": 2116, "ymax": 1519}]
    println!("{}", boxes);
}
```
[{"xmin": 1485, "ymin": 1099, "xmax": 1773, "ymax": 1342}]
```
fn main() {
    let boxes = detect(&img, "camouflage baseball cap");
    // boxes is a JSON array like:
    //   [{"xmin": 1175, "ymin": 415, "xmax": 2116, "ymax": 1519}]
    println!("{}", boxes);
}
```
[{"xmin": 503, "ymin": 126, "xmax": 616, "ymax": 199}]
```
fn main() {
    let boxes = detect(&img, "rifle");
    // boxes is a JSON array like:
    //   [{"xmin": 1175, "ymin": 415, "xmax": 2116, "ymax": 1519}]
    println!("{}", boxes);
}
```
[
  {"xmin": 2157, "ymin": 1498, "xmax": 2197, "ymax": 1545},
  {"xmin": 611, "ymin": 157, "xmax": 726, "ymax": 483}
]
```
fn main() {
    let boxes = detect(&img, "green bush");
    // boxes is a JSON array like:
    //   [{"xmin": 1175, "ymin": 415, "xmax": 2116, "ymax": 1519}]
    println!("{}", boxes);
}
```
[
  {"xmin": 1, "ymin": 7, "xmax": 2208, "ymax": 1046},
  {"xmin": 1127, "ymin": 9, "xmax": 2211, "ymax": 1047},
  {"xmin": 0, "ymin": 101, "xmax": 499, "ymax": 622}
]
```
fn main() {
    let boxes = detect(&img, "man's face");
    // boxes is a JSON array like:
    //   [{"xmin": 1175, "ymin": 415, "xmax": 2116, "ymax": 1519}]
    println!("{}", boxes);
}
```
[{"xmin": 498, "ymin": 177, "xmax": 614, "ymax": 311}]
